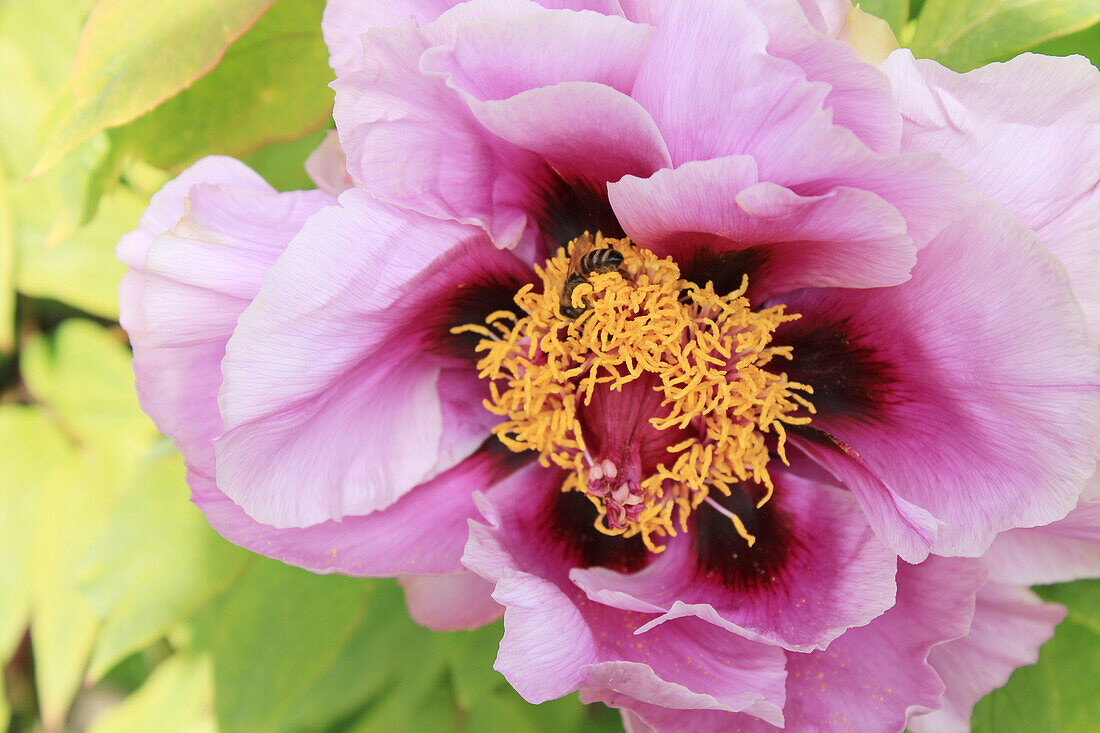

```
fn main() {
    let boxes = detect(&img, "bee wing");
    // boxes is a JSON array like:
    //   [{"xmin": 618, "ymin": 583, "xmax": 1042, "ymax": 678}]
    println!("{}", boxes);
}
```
[{"xmin": 566, "ymin": 232, "xmax": 597, "ymax": 279}]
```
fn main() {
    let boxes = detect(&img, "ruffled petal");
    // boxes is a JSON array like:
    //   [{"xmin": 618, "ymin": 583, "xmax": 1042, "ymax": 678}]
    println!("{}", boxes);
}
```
[
  {"xmin": 462, "ymin": 482, "xmax": 787, "ymax": 722},
  {"xmin": 332, "ymin": 19, "xmax": 502, "ymax": 233},
  {"xmin": 436, "ymin": 81, "xmax": 671, "ymax": 197},
  {"xmin": 608, "ymin": 156, "xmax": 915, "ymax": 300},
  {"xmin": 215, "ymin": 189, "xmax": 533, "ymax": 527},
  {"xmin": 423, "ymin": 8, "xmax": 653, "ymax": 100},
  {"xmin": 909, "ymin": 583, "xmax": 1066, "ymax": 733},
  {"xmin": 627, "ymin": 1, "xmax": 972, "ymax": 252},
  {"xmin": 792, "ymin": 433, "xmax": 942, "ymax": 563},
  {"xmin": 746, "ymin": 0, "xmax": 902, "ymax": 155},
  {"xmin": 881, "ymin": 50, "xmax": 1100, "ymax": 341},
  {"xmin": 781, "ymin": 199, "xmax": 1100, "ymax": 558},
  {"xmin": 420, "ymin": 7, "xmax": 671, "ymax": 190},
  {"xmin": 570, "ymin": 463, "xmax": 898, "ymax": 651},
  {"xmin": 322, "ymin": 0, "xmax": 459, "ymax": 76},
  {"xmin": 729, "ymin": 556, "xmax": 986, "ymax": 733},
  {"xmin": 194, "ymin": 440, "xmax": 536, "ymax": 576},
  {"xmin": 117, "ymin": 156, "xmax": 334, "ymax": 478},
  {"xmin": 334, "ymin": 12, "xmax": 593, "ymax": 255},
  {"xmin": 985, "ymin": 470, "xmax": 1100, "ymax": 585},
  {"xmin": 304, "ymin": 132, "xmax": 353, "ymax": 196},
  {"xmin": 398, "ymin": 572, "xmax": 503, "ymax": 630},
  {"xmin": 630, "ymin": 0, "xmax": 863, "ymax": 180},
  {"xmin": 117, "ymin": 156, "xmax": 278, "ymax": 269}
]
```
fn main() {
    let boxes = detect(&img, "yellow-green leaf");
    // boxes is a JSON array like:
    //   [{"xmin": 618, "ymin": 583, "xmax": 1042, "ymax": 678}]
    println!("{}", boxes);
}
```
[
  {"xmin": 30, "ymin": 0, "xmax": 276, "ymax": 176},
  {"xmin": 857, "ymin": 0, "xmax": 910, "ymax": 37},
  {"xmin": 14, "ymin": 183, "xmax": 146, "ymax": 319},
  {"xmin": 0, "ymin": 407, "xmax": 67, "ymax": 662},
  {"xmin": 116, "ymin": 0, "xmax": 333, "ymax": 171},
  {"xmin": 972, "ymin": 580, "xmax": 1100, "ymax": 732},
  {"xmin": 79, "ymin": 449, "xmax": 252, "ymax": 680},
  {"xmin": 87, "ymin": 653, "xmax": 217, "ymax": 733},
  {"xmin": 911, "ymin": 0, "xmax": 1100, "ymax": 71},
  {"xmin": 0, "ymin": 162, "xmax": 13, "ymax": 354},
  {"xmin": 186, "ymin": 560, "xmax": 371, "ymax": 733},
  {"xmin": 0, "ymin": 0, "xmax": 94, "ymax": 178},
  {"xmin": 20, "ymin": 319, "xmax": 156, "ymax": 462}
]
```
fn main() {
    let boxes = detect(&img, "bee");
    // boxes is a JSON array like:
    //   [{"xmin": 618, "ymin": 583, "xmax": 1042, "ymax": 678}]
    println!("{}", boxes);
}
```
[{"xmin": 560, "ymin": 234, "xmax": 626, "ymax": 319}]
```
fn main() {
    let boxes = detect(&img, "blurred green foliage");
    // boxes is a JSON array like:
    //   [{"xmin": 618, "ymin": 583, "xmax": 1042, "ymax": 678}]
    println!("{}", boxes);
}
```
[
  {"xmin": 1, "ymin": 0, "xmax": 1097, "ymax": 730},
  {"xmin": 907, "ymin": 0, "xmax": 1100, "ymax": 71}
]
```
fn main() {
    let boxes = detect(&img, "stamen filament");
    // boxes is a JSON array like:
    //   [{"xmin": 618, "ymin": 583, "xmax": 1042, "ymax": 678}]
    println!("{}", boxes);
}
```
[{"xmin": 455, "ymin": 232, "xmax": 813, "ymax": 552}]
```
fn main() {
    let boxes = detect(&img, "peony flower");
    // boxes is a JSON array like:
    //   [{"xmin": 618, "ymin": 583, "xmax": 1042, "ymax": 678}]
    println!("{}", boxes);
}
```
[{"xmin": 117, "ymin": 0, "xmax": 1100, "ymax": 730}]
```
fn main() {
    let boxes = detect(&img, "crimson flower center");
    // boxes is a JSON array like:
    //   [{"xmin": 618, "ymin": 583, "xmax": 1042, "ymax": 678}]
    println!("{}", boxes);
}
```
[{"xmin": 455, "ymin": 233, "xmax": 815, "ymax": 552}]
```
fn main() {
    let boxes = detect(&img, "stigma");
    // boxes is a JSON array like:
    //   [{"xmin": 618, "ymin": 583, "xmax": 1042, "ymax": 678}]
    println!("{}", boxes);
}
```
[{"xmin": 454, "ymin": 233, "xmax": 814, "ymax": 552}]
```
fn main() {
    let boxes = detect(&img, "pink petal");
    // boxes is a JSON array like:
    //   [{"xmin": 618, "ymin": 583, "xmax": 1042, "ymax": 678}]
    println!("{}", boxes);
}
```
[
  {"xmin": 781, "ymin": 199, "xmax": 1100, "ymax": 559},
  {"xmin": 801, "ymin": 151, "xmax": 977, "ymax": 250},
  {"xmin": 332, "ymin": 17, "xmax": 545, "ymax": 251},
  {"xmin": 1035, "ymin": 186, "xmax": 1100, "ymax": 341},
  {"xmin": 322, "ymin": 0, "xmax": 459, "ymax": 76},
  {"xmin": 485, "ymin": 572, "xmax": 788, "ymax": 723},
  {"xmin": 117, "ymin": 156, "xmax": 276, "ymax": 268},
  {"xmin": 626, "ymin": 2, "xmax": 971, "ymax": 252},
  {"xmin": 432, "ymin": 80, "xmax": 672, "ymax": 196},
  {"xmin": 463, "ymin": 483, "xmax": 786, "ymax": 721},
  {"xmin": 747, "ymin": 0, "xmax": 901, "ymax": 155},
  {"xmin": 620, "ymin": 705, "xmax": 760, "ymax": 733},
  {"xmin": 727, "ymin": 556, "xmax": 986, "ymax": 733},
  {"xmin": 909, "ymin": 583, "xmax": 1066, "ymax": 733},
  {"xmin": 398, "ymin": 572, "xmax": 503, "ymax": 631},
  {"xmin": 608, "ymin": 156, "xmax": 915, "ymax": 299},
  {"xmin": 422, "ymin": 9, "xmax": 653, "ymax": 100},
  {"xmin": 792, "ymin": 434, "xmax": 941, "ymax": 563},
  {"xmin": 881, "ymin": 51, "xmax": 1100, "ymax": 341},
  {"xmin": 194, "ymin": 441, "xmax": 537, "ymax": 576},
  {"xmin": 570, "ymin": 464, "xmax": 898, "ymax": 652},
  {"xmin": 779, "ymin": 556, "xmax": 985, "ymax": 731},
  {"xmin": 215, "ymin": 189, "xmax": 532, "ymax": 527},
  {"xmin": 117, "ymin": 157, "xmax": 334, "ymax": 478},
  {"xmin": 630, "ymin": 0, "xmax": 865, "ymax": 181},
  {"xmin": 304, "ymin": 132, "xmax": 353, "ymax": 196},
  {"xmin": 801, "ymin": 0, "xmax": 850, "ymax": 36},
  {"xmin": 985, "ymin": 470, "xmax": 1100, "ymax": 585}
]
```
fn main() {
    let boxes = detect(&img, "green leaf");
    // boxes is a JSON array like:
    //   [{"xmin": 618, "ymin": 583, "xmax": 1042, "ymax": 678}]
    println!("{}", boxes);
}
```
[
  {"xmin": 243, "ymin": 127, "xmax": 329, "ymax": 193},
  {"xmin": 910, "ymin": 0, "xmax": 1100, "ymax": 71},
  {"xmin": 30, "ymin": 449, "xmax": 126, "ymax": 727},
  {"xmin": 972, "ymin": 579, "xmax": 1100, "ymax": 732},
  {"xmin": 1028, "ymin": 20, "xmax": 1100, "ymax": 64},
  {"xmin": 10, "ymin": 321, "xmax": 164, "ymax": 724},
  {"xmin": 280, "ymin": 580, "xmax": 448, "ymax": 732},
  {"xmin": 0, "ymin": 407, "xmax": 67, "ymax": 661},
  {"xmin": 440, "ymin": 622, "xmax": 507, "ymax": 710},
  {"xmin": 0, "ymin": 162, "xmax": 13, "ymax": 354},
  {"xmin": 14, "ymin": 183, "xmax": 145, "ymax": 319},
  {"xmin": 87, "ymin": 653, "xmax": 217, "ymax": 733},
  {"xmin": 78, "ymin": 448, "xmax": 252, "ymax": 680},
  {"xmin": 0, "ymin": 0, "xmax": 95, "ymax": 178},
  {"xmin": 0, "ymin": 404, "xmax": 109, "ymax": 728},
  {"xmin": 186, "ymin": 559, "xmax": 372, "ymax": 733},
  {"xmin": 20, "ymin": 319, "xmax": 157, "ymax": 462},
  {"xmin": 30, "ymin": 0, "xmax": 276, "ymax": 176},
  {"xmin": 0, "ymin": 670, "xmax": 9, "ymax": 733},
  {"xmin": 858, "ymin": 0, "xmax": 911, "ymax": 37},
  {"xmin": 116, "ymin": 0, "xmax": 334, "ymax": 172},
  {"xmin": 347, "ymin": 685, "xmax": 457, "ymax": 733}
]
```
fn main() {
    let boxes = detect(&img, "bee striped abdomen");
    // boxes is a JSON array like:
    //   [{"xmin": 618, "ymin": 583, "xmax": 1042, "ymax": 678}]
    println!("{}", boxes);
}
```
[
  {"xmin": 578, "ymin": 248, "xmax": 624, "ymax": 276},
  {"xmin": 559, "ymin": 239, "xmax": 628, "ymax": 320}
]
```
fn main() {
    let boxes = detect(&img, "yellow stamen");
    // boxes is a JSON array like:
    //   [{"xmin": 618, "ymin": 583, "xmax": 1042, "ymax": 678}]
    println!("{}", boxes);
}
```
[{"xmin": 454, "ymin": 232, "xmax": 814, "ymax": 552}]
